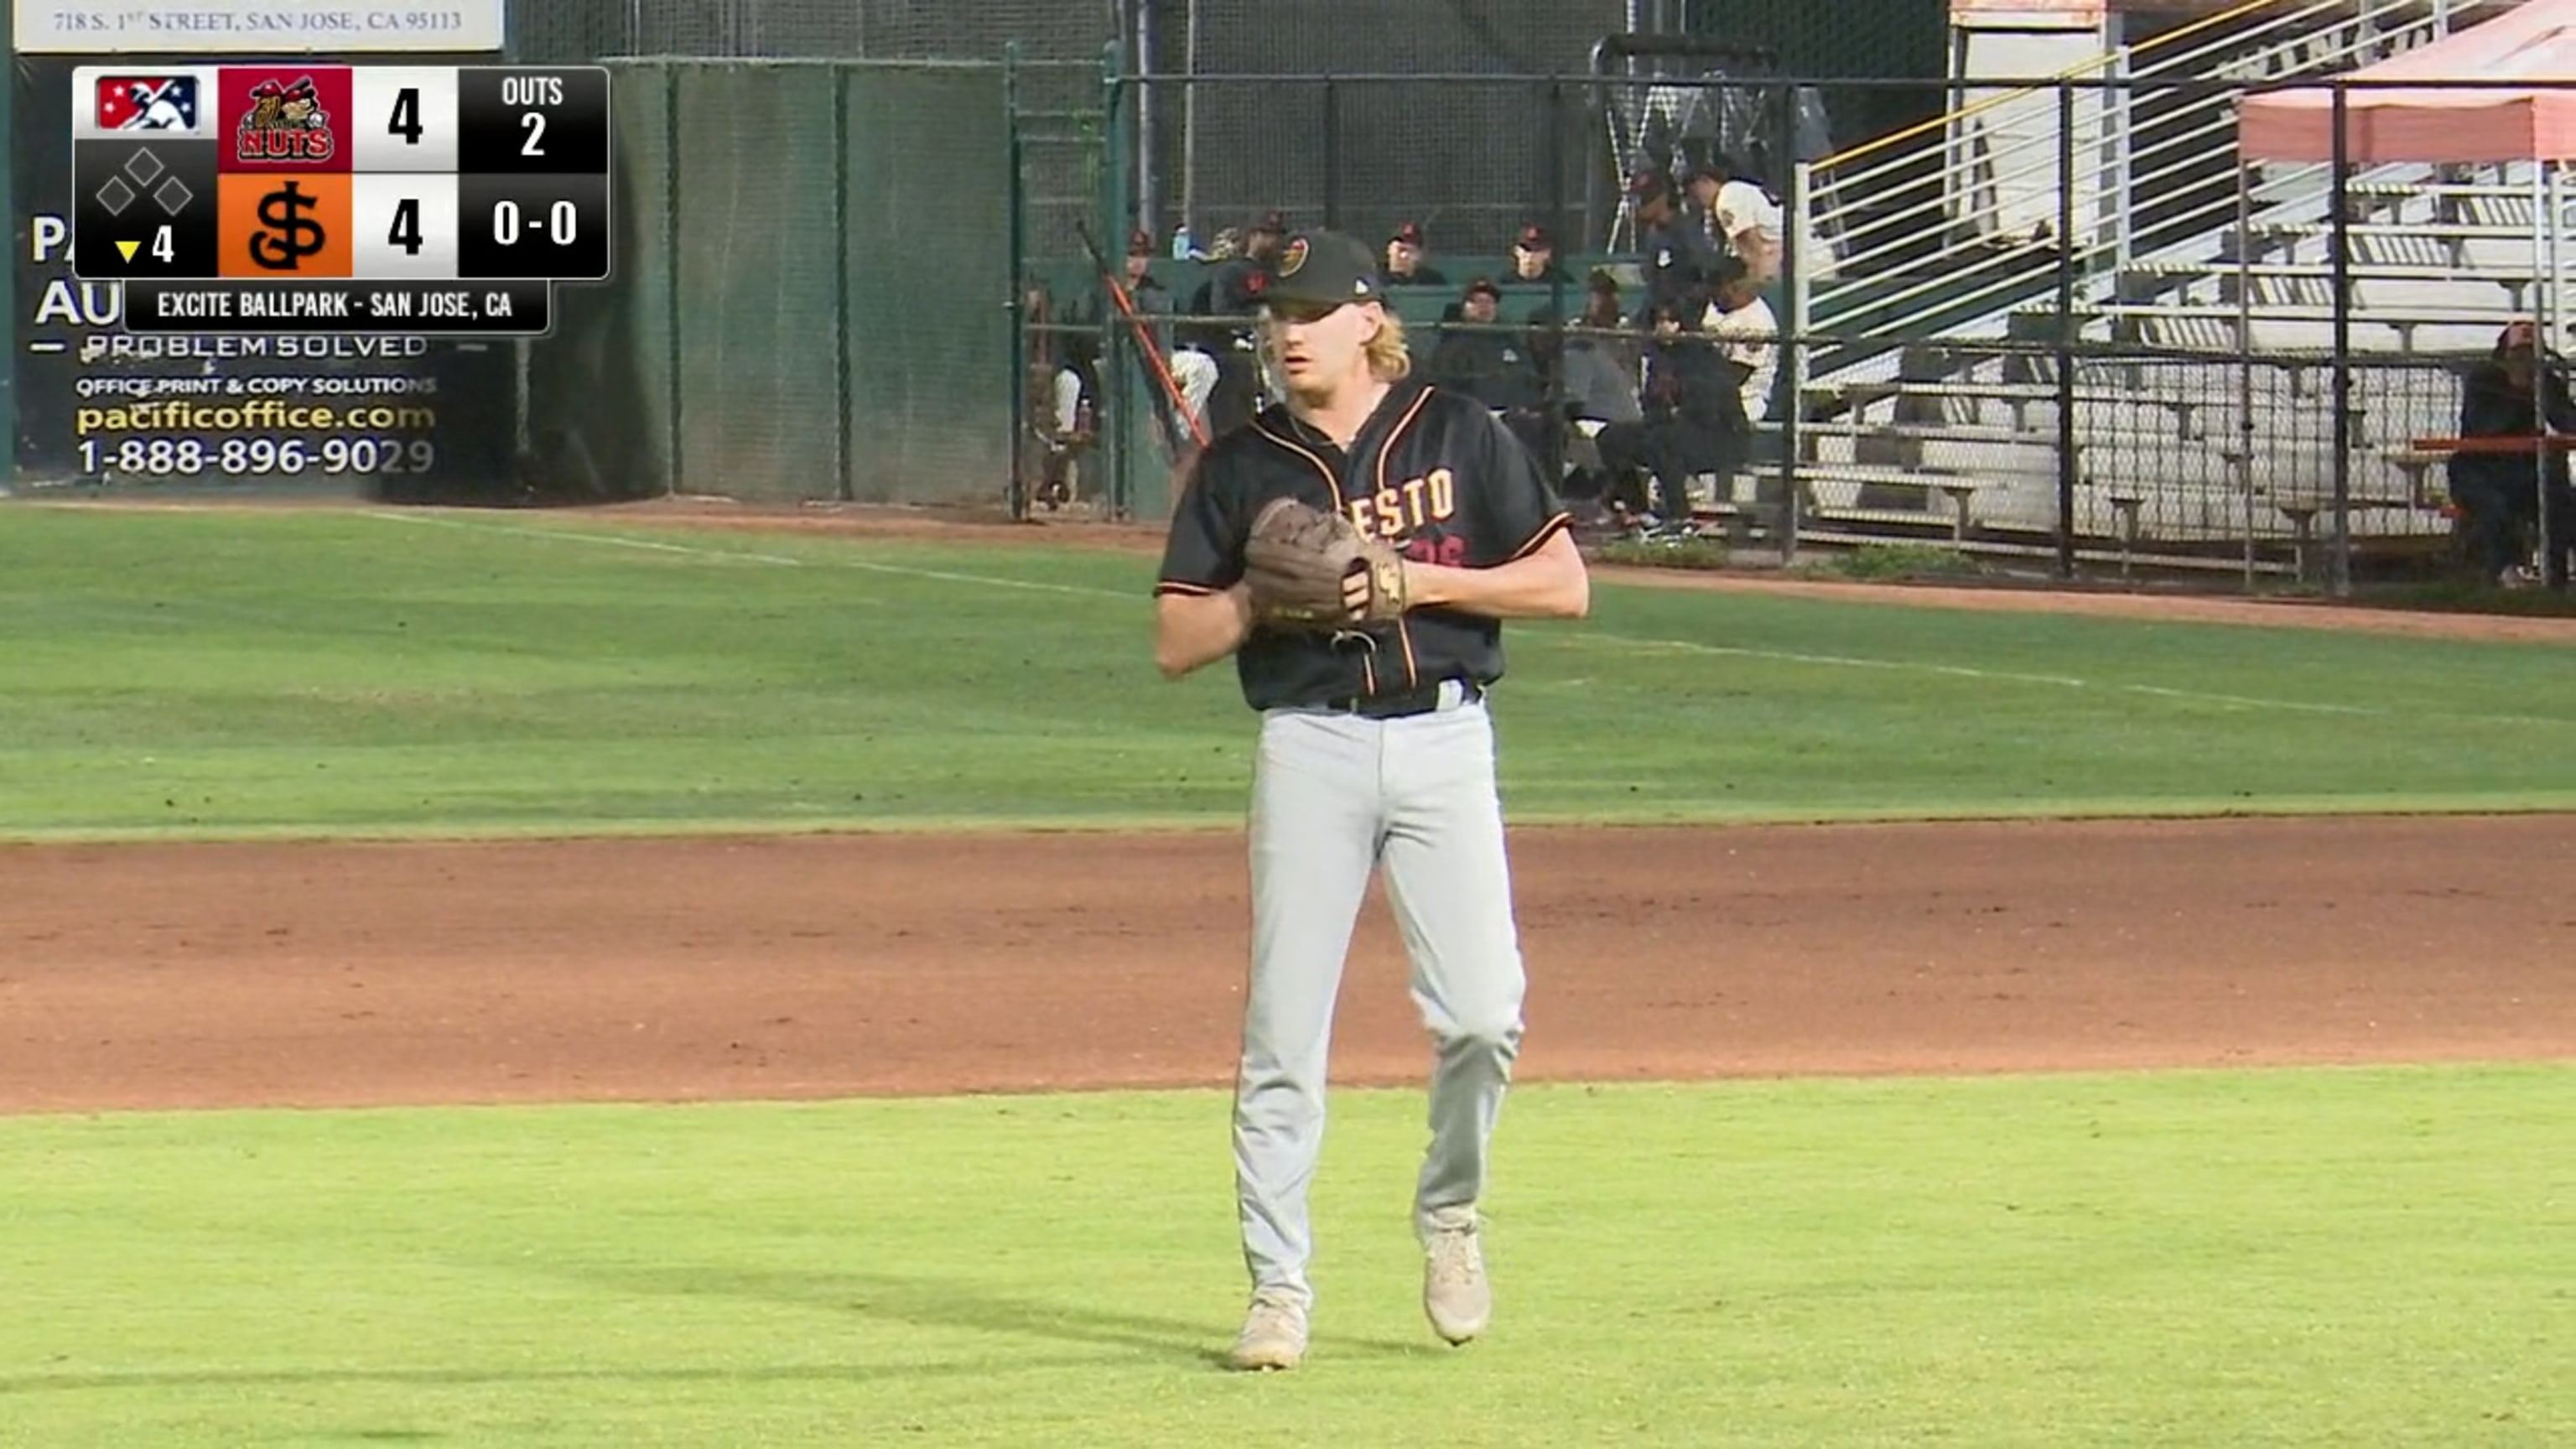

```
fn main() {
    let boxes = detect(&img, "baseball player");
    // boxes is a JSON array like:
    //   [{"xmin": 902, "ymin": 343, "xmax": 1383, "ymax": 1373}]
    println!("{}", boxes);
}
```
[{"xmin": 1150, "ymin": 228, "xmax": 1591, "ymax": 1372}]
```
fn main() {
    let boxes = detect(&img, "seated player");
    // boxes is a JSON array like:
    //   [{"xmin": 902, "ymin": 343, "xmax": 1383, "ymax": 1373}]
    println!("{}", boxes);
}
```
[
  {"xmin": 1592, "ymin": 300, "xmax": 1748, "ymax": 537},
  {"xmin": 1509, "ymin": 224, "xmax": 1573, "ymax": 285},
  {"xmin": 1549, "ymin": 273, "xmax": 1646, "ymax": 511},
  {"xmin": 1382, "ymin": 221, "xmax": 1450, "ymax": 288},
  {"xmin": 2453, "ymin": 319, "xmax": 2576, "ymax": 587},
  {"xmin": 1427, "ymin": 278, "xmax": 1555, "ymax": 469}
]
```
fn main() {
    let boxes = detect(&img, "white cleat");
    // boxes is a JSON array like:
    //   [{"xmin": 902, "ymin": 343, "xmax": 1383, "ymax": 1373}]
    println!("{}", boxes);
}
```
[
  {"xmin": 1422, "ymin": 1213, "xmax": 1493, "ymax": 1346},
  {"xmin": 1229, "ymin": 1292, "xmax": 1309, "ymax": 1372}
]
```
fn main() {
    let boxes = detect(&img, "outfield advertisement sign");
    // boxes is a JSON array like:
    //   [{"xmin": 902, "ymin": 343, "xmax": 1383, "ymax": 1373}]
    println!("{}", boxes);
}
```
[{"xmin": 10, "ymin": 53, "xmax": 516, "ymax": 493}]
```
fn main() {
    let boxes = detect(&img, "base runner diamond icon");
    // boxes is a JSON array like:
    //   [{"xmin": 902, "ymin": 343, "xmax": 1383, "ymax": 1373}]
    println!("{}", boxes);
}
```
[{"xmin": 96, "ymin": 175, "xmax": 137, "ymax": 215}]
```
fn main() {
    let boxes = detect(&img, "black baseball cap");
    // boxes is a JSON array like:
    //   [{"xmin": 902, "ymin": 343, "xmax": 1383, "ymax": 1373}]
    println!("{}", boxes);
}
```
[
  {"xmin": 1628, "ymin": 168, "xmax": 1675, "ymax": 203},
  {"xmin": 1264, "ymin": 231, "xmax": 1384, "ymax": 310}
]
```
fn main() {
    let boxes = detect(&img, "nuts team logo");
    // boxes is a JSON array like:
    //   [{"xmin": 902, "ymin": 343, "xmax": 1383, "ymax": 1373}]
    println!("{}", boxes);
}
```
[
  {"xmin": 235, "ymin": 76, "xmax": 334, "ymax": 164},
  {"xmin": 1276, "ymin": 238, "xmax": 1309, "ymax": 277}
]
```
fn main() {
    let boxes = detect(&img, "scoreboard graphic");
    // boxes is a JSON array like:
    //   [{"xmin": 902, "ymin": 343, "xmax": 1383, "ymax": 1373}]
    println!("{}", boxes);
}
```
[{"xmin": 71, "ymin": 65, "xmax": 611, "ymax": 337}]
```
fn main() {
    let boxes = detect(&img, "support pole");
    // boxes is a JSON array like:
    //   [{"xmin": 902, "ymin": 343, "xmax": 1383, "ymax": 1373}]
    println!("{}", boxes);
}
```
[
  {"xmin": 2537, "ymin": 160, "xmax": 2558, "ymax": 586},
  {"xmin": 1179, "ymin": 0, "xmax": 1200, "ymax": 247},
  {"xmin": 832, "ymin": 67, "xmax": 852, "ymax": 500},
  {"xmin": 1779, "ymin": 86, "xmax": 1805, "ymax": 567},
  {"xmin": 1133, "ymin": 0, "xmax": 1155, "ymax": 234},
  {"xmin": 2236, "ymin": 154, "xmax": 2255, "ymax": 589},
  {"xmin": 2054, "ymin": 80, "xmax": 2078, "ymax": 580},
  {"xmin": 2329, "ymin": 80, "xmax": 2353, "ymax": 598},
  {"xmin": 1005, "ymin": 43, "xmax": 1029, "ymax": 519},
  {"xmin": 1322, "ymin": 77, "xmax": 1340, "ymax": 230},
  {"xmin": 1, "ymin": 0, "xmax": 18, "ymax": 490}
]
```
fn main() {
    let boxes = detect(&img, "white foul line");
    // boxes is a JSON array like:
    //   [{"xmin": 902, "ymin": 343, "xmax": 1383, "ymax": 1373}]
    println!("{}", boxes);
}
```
[
  {"xmin": 366, "ymin": 510, "xmax": 1119, "ymax": 598},
  {"xmin": 1580, "ymin": 634, "xmax": 2386, "ymax": 718},
  {"xmin": 365, "ymin": 511, "xmax": 2557, "ymax": 724},
  {"xmin": 369, "ymin": 509, "xmax": 811, "ymax": 567}
]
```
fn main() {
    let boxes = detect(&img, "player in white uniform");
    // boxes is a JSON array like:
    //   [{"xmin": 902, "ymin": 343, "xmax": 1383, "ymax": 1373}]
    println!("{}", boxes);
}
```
[
  {"xmin": 1690, "ymin": 157, "xmax": 1784, "ymax": 286},
  {"xmin": 1703, "ymin": 257, "xmax": 1779, "ymax": 425}
]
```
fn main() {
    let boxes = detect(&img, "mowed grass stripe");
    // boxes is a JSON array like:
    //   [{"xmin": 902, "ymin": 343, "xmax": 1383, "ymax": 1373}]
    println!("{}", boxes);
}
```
[
  {"xmin": 3, "ymin": 504, "xmax": 2575, "ymax": 840},
  {"xmin": 375, "ymin": 508, "xmax": 2568, "ymax": 724},
  {"xmin": 1, "ymin": 1069, "xmax": 2568, "ymax": 1446}
]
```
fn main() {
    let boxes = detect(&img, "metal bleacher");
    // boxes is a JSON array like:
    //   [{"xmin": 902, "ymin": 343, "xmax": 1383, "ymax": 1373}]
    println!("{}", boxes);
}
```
[{"xmin": 1764, "ymin": 0, "xmax": 2543, "ymax": 573}]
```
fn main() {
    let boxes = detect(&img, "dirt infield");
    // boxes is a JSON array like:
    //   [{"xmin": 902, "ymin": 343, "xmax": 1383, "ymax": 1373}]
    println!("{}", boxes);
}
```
[
  {"xmin": 6, "ymin": 815, "xmax": 2570, "ymax": 1114},
  {"xmin": 6, "ymin": 499, "xmax": 2570, "ymax": 1116}
]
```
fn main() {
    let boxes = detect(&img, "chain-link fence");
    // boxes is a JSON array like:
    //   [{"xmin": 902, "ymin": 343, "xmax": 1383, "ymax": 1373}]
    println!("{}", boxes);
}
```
[
  {"xmin": 1769, "ymin": 339, "xmax": 2470, "ymax": 586},
  {"xmin": 494, "ymin": 1, "xmax": 2557, "ymax": 595},
  {"xmin": 1140, "ymin": 0, "xmax": 1621, "ymax": 260},
  {"xmin": 502, "ymin": 0, "xmax": 1764, "ymax": 512},
  {"xmin": 507, "ymin": 1, "xmax": 1117, "ymax": 509},
  {"xmin": 1051, "ymin": 65, "xmax": 2563, "ymax": 591},
  {"xmin": 524, "ymin": 59, "xmax": 1010, "ymax": 506}
]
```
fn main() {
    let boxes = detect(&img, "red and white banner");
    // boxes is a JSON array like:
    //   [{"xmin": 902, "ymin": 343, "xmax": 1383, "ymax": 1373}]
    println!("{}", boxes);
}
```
[
  {"xmin": 1950, "ymin": 2, "xmax": 2106, "ymax": 29},
  {"xmin": 1951, "ymin": 0, "xmax": 2108, "ymax": 13}
]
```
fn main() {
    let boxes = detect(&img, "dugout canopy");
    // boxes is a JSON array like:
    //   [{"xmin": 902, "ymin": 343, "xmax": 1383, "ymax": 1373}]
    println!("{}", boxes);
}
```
[{"xmin": 2236, "ymin": 0, "xmax": 2576, "ymax": 165}]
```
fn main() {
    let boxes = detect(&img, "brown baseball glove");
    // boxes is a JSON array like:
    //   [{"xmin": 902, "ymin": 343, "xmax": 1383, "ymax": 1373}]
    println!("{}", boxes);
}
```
[{"xmin": 1243, "ymin": 496, "xmax": 1410, "ymax": 630}]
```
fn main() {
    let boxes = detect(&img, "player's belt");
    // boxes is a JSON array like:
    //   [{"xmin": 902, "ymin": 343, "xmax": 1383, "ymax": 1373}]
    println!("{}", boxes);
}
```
[{"xmin": 1333, "ymin": 678, "xmax": 1483, "ymax": 720}]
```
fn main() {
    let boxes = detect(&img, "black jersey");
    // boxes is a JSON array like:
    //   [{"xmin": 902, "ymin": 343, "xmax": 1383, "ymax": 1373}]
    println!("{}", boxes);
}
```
[{"xmin": 1156, "ymin": 378, "xmax": 1572, "ymax": 713}]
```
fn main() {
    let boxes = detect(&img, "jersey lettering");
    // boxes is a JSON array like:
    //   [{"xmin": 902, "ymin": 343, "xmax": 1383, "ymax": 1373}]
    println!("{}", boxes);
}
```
[
  {"xmin": 1153, "ymin": 381, "xmax": 1572, "ymax": 713},
  {"xmin": 1405, "ymin": 534, "xmax": 1470, "ymax": 568},
  {"xmin": 1347, "ymin": 466, "xmax": 1457, "ymax": 541}
]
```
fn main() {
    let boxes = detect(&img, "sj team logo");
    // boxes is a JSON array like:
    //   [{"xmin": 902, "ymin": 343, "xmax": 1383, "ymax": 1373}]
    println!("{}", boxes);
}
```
[
  {"xmin": 96, "ymin": 76, "xmax": 198, "ymax": 132},
  {"xmin": 234, "ymin": 76, "xmax": 335, "ymax": 164}
]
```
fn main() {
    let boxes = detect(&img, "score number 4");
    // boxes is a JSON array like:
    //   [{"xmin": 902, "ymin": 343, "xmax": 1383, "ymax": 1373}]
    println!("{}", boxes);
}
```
[
  {"xmin": 383, "ymin": 199, "xmax": 579, "ymax": 256},
  {"xmin": 379, "ymin": 80, "xmax": 571, "ymax": 257},
  {"xmin": 386, "ymin": 86, "xmax": 550, "ymax": 158}
]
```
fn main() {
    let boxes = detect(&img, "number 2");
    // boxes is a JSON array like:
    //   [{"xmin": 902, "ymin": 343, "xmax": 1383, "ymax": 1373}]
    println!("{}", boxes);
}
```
[
  {"xmin": 520, "ymin": 112, "xmax": 546, "ymax": 157},
  {"xmin": 389, "ymin": 86, "xmax": 423, "ymax": 144},
  {"xmin": 389, "ymin": 199, "xmax": 423, "ymax": 256}
]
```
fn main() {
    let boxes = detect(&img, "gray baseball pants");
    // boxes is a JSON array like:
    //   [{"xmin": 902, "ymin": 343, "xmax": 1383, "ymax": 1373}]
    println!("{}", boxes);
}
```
[{"xmin": 1233, "ymin": 681, "xmax": 1528, "ymax": 1310}]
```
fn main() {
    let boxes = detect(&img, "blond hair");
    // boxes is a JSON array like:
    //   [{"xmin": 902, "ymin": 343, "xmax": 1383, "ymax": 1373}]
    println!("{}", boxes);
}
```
[
  {"xmin": 1256, "ymin": 303, "xmax": 1414, "ymax": 395},
  {"xmin": 1364, "ymin": 305, "xmax": 1412, "ymax": 382}
]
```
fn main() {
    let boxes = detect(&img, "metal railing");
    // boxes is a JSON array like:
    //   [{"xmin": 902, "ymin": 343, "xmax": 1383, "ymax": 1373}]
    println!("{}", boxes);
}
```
[
  {"xmin": 1021, "ymin": 60, "xmax": 2575, "ymax": 595},
  {"xmin": 1798, "ymin": 0, "xmax": 2458, "ymax": 340}
]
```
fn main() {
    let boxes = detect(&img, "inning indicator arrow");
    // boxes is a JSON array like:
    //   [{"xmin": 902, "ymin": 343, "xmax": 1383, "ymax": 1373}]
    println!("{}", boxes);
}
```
[{"xmin": 117, "ymin": 240, "xmax": 140, "ymax": 262}]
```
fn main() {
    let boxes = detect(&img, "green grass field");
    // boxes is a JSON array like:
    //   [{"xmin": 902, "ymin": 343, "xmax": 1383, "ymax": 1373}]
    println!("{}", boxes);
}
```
[
  {"xmin": 3, "ymin": 505, "xmax": 2570, "ymax": 1445},
  {"xmin": 6, "ymin": 1071, "xmax": 2568, "ymax": 1446},
  {"xmin": 5, "ymin": 505, "xmax": 2576, "ymax": 839}
]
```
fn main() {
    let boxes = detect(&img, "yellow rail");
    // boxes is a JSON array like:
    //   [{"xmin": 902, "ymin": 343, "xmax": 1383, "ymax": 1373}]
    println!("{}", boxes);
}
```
[{"xmin": 1815, "ymin": 0, "xmax": 2277, "ymax": 171}]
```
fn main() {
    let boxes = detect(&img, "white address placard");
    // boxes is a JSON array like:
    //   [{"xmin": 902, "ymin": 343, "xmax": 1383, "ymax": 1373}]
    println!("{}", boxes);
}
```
[{"xmin": 18, "ymin": 1, "xmax": 506, "ymax": 55}]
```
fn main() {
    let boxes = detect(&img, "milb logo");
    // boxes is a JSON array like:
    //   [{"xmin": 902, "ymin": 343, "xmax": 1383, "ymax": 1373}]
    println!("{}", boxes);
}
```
[{"xmin": 96, "ymin": 76, "xmax": 199, "ymax": 132}]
